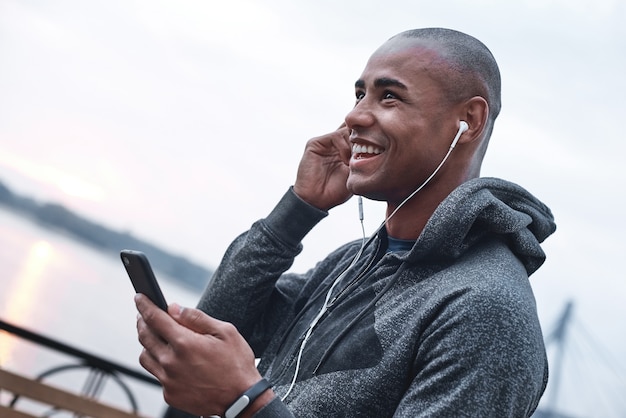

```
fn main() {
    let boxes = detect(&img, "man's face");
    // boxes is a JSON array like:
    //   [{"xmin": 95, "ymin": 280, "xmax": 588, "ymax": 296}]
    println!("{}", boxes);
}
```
[{"xmin": 345, "ymin": 38, "xmax": 458, "ymax": 204}]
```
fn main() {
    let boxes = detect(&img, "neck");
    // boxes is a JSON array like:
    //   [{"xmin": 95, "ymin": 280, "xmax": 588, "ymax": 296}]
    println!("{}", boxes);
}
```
[
  {"xmin": 384, "ymin": 173, "xmax": 474, "ymax": 240},
  {"xmin": 384, "ymin": 197, "xmax": 439, "ymax": 240}
]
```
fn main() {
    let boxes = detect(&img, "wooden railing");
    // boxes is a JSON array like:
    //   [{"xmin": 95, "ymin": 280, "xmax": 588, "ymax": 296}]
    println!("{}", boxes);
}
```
[
  {"xmin": 0, "ymin": 368, "xmax": 146, "ymax": 418},
  {"xmin": 0, "ymin": 319, "xmax": 161, "ymax": 417}
]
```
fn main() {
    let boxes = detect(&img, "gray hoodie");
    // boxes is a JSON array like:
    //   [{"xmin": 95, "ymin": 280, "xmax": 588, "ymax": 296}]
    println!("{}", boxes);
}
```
[{"xmin": 198, "ymin": 177, "xmax": 556, "ymax": 417}]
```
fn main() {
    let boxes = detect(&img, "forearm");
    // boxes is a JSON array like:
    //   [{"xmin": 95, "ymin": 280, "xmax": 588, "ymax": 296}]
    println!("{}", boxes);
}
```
[{"xmin": 197, "ymin": 188, "xmax": 328, "ymax": 340}]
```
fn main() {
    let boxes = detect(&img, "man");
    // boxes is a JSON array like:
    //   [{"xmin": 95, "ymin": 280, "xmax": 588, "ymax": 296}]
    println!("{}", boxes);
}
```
[{"xmin": 136, "ymin": 28, "xmax": 556, "ymax": 417}]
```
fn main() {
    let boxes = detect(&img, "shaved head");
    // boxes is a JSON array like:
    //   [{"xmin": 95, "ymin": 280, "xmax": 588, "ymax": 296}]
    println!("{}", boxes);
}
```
[{"xmin": 390, "ymin": 28, "xmax": 502, "ymax": 138}]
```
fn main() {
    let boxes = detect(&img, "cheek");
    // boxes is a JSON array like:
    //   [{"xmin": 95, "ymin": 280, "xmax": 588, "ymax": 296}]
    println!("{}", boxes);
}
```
[{"xmin": 387, "ymin": 139, "xmax": 441, "ymax": 186}]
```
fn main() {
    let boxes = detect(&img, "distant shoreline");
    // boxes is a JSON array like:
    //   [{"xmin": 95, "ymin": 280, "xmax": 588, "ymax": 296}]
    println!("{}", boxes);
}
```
[{"xmin": 0, "ymin": 179, "xmax": 213, "ymax": 291}]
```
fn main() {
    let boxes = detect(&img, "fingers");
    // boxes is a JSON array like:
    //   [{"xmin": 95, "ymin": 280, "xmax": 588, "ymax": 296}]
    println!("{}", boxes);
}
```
[
  {"xmin": 294, "ymin": 125, "xmax": 353, "ymax": 208},
  {"xmin": 135, "ymin": 294, "xmax": 182, "ymax": 365},
  {"xmin": 136, "ymin": 309, "xmax": 168, "ymax": 380},
  {"xmin": 135, "ymin": 296, "xmax": 202, "ymax": 381},
  {"xmin": 308, "ymin": 125, "xmax": 350, "ymax": 158},
  {"xmin": 138, "ymin": 346, "xmax": 162, "ymax": 380},
  {"xmin": 135, "ymin": 294, "xmax": 176, "ymax": 338},
  {"xmin": 333, "ymin": 126, "xmax": 352, "ymax": 165},
  {"xmin": 135, "ymin": 295, "xmax": 263, "ymax": 415},
  {"xmin": 169, "ymin": 303, "xmax": 239, "ymax": 347},
  {"xmin": 136, "ymin": 294, "xmax": 232, "ymax": 352}
]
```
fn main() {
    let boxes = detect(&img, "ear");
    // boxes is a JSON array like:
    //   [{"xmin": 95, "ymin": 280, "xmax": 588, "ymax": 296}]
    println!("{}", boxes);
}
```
[{"xmin": 456, "ymin": 96, "xmax": 489, "ymax": 145}]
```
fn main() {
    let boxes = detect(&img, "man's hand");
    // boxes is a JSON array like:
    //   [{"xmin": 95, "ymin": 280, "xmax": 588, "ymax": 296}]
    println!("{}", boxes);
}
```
[
  {"xmin": 135, "ymin": 294, "xmax": 273, "ymax": 417},
  {"xmin": 293, "ymin": 125, "xmax": 352, "ymax": 211}
]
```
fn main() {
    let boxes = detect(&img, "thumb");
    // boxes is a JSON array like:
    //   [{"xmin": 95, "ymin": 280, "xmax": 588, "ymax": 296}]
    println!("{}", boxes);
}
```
[{"xmin": 168, "ymin": 303, "xmax": 220, "ymax": 335}]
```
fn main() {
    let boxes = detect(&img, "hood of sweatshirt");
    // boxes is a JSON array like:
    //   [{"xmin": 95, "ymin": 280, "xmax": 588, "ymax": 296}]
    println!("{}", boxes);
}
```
[{"xmin": 404, "ymin": 177, "xmax": 556, "ymax": 275}]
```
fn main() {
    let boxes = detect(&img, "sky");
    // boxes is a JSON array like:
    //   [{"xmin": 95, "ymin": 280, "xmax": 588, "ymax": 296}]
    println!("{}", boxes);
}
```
[{"xmin": 1, "ymin": 0, "xmax": 625, "ymax": 416}]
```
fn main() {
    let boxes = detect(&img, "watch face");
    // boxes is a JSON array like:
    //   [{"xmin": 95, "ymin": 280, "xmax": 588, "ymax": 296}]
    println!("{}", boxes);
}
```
[
  {"xmin": 225, "ymin": 379, "xmax": 271, "ymax": 418},
  {"xmin": 225, "ymin": 396, "xmax": 250, "ymax": 418}
]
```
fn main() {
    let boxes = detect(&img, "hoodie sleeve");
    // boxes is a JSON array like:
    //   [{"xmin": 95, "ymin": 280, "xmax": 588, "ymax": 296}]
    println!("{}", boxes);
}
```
[{"xmin": 196, "ymin": 187, "xmax": 328, "ymax": 353}]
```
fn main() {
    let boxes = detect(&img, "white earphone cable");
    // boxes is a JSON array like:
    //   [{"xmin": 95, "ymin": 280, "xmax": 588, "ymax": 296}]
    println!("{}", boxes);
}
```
[{"xmin": 279, "ymin": 122, "xmax": 467, "ymax": 401}]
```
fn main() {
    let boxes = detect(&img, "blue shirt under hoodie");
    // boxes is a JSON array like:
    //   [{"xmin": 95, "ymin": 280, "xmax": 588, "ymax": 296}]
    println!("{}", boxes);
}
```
[{"xmin": 197, "ymin": 177, "xmax": 557, "ymax": 418}]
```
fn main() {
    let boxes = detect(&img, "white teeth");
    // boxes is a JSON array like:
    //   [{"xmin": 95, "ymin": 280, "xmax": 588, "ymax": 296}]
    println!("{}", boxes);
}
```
[{"xmin": 352, "ymin": 144, "xmax": 383, "ymax": 155}]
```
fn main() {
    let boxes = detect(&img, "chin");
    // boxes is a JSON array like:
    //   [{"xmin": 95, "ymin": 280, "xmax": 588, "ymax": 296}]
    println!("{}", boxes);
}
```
[
  {"xmin": 363, "ymin": 194, "xmax": 387, "ymax": 202},
  {"xmin": 347, "ymin": 184, "xmax": 386, "ymax": 202},
  {"xmin": 347, "ymin": 178, "xmax": 385, "ymax": 202}
]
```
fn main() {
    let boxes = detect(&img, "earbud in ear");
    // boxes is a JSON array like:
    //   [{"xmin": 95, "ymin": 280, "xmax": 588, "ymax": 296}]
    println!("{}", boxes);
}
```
[{"xmin": 450, "ymin": 121, "xmax": 469, "ymax": 149}]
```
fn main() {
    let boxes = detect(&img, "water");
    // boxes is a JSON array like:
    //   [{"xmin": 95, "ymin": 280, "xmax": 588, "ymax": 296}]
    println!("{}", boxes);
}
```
[{"xmin": 0, "ymin": 206, "xmax": 200, "ymax": 417}]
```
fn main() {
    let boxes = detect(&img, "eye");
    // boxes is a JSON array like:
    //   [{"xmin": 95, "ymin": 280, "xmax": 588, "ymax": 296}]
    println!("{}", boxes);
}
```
[
  {"xmin": 355, "ymin": 90, "xmax": 365, "ymax": 101},
  {"xmin": 382, "ymin": 91, "xmax": 398, "ymax": 100}
]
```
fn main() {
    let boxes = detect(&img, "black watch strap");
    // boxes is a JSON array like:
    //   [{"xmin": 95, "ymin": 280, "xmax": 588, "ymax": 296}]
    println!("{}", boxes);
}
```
[{"xmin": 224, "ymin": 378, "xmax": 272, "ymax": 418}]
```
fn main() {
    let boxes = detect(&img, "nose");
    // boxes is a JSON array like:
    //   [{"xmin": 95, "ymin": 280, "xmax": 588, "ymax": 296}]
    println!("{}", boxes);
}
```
[{"xmin": 344, "ymin": 98, "xmax": 375, "ymax": 131}]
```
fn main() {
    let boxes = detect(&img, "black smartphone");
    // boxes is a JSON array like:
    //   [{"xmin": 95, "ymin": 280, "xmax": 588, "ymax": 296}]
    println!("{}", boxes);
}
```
[{"xmin": 120, "ymin": 250, "xmax": 168, "ymax": 311}]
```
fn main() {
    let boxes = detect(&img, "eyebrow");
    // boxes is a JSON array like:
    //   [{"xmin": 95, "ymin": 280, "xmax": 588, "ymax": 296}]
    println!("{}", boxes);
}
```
[{"xmin": 354, "ymin": 77, "xmax": 408, "ymax": 90}]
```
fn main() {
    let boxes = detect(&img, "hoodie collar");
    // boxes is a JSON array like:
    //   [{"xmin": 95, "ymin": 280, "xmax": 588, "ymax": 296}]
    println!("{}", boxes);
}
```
[{"xmin": 398, "ymin": 177, "xmax": 556, "ymax": 275}]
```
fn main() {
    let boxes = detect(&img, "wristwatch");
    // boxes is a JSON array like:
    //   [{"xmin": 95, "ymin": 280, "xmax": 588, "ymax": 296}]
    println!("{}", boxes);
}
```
[{"xmin": 224, "ymin": 378, "xmax": 272, "ymax": 418}]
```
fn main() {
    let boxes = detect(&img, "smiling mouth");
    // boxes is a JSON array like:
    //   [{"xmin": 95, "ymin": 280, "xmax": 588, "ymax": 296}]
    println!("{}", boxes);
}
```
[{"xmin": 352, "ymin": 144, "xmax": 384, "ymax": 159}]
